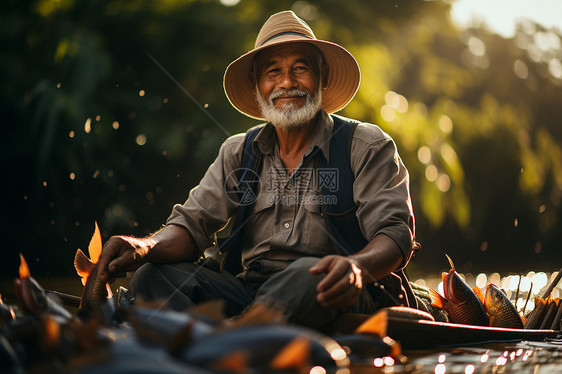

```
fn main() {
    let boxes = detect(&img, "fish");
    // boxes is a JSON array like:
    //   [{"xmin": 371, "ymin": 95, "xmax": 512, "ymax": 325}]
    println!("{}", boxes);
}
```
[
  {"xmin": 428, "ymin": 255, "xmax": 489, "ymax": 326},
  {"xmin": 14, "ymin": 254, "xmax": 72, "ymax": 320},
  {"xmin": 0, "ymin": 295, "xmax": 16, "ymax": 328},
  {"xmin": 145, "ymin": 301, "xmax": 350, "ymax": 372},
  {"xmin": 337, "ymin": 306, "xmax": 432, "ymax": 359},
  {"xmin": 74, "ymin": 222, "xmax": 117, "ymax": 323},
  {"xmin": 177, "ymin": 323, "xmax": 349, "ymax": 373},
  {"xmin": 73, "ymin": 325, "xmax": 204, "ymax": 374},
  {"xmin": 483, "ymin": 283, "xmax": 524, "ymax": 328},
  {"xmin": 130, "ymin": 305, "xmax": 217, "ymax": 351},
  {"xmin": 333, "ymin": 333, "xmax": 397, "ymax": 360}
]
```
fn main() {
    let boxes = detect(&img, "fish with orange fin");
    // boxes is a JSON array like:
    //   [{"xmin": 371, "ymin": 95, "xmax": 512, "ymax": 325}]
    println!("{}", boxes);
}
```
[
  {"xmin": 130, "ymin": 304, "xmax": 217, "ymax": 351},
  {"xmin": 484, "ymin": 283, "xmax": 524, "ymax": 328},
  {"xmin": 14, "ymin": 254, "xmax": 71, "ymax": 320},
  {"xmin": 332, "ymin": 307, "xmax": 421, "ymax": 360},
  {"xmin": 428, "ymin": 255, "xmax": 489, "ymax": 326},
  {"xmin": 74, "ymin": 222, "xmax": 117, "ymax": 323},
  {"xmin": 178, "ymin": 324, "xmax": 349, "ymax": 372},
  {"xmin": 149, "ymin": 301, "xmax": 348, "ymax": 372}
]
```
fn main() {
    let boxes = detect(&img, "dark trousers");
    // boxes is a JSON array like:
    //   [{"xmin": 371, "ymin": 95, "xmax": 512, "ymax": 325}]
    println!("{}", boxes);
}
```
[{"xmin": 129, "ymin": 257, "xmax": 378, "ymax": 329}]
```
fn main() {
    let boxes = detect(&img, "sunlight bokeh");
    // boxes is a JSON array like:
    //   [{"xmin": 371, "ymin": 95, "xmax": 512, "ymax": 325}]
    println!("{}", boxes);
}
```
[{"xmin": 450, "ymin": 0, "xmax": 562, "ymax": 37}]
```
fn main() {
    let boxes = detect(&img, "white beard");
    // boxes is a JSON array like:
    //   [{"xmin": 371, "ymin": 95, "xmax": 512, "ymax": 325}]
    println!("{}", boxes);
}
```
[{"xmin": 256, "ymin": 85, "xmax": 322, "ymax": 130}]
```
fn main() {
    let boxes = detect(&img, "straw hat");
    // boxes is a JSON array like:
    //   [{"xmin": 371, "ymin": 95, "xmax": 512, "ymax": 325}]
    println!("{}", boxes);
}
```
[{"xmin": 224, "ymin": 10, "xmax": 360, "ymax": 120}]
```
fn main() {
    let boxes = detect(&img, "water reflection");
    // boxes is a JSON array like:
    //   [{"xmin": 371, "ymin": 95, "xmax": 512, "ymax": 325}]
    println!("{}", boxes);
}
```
[{"xmin": 354, "ymin": 340, "xmax": 561, "ymax": 374}]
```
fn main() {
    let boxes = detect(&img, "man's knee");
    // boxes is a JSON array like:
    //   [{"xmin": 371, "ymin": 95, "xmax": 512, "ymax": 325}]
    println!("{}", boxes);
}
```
[
  {"xmin": 130, "ymin": 263, "xmax": 160, "ymax": 292},
  {"xmin": 255, "ymin": 257, "xmax": 336, "ymax": 328},
  {"xmin": 284, "ymin": 257, "xmax": 320, "ymax": 274},
  {"xmin": 129, "ymin": 262, "xmax": 201, "ymax": 299},
  {"xmin": 275, "ymin": 257, "xmax": 323, "ymax": 291},
  {"xmin": 129, "ymin": 262, "xmax": 203, "ymax": 310},
  {"xmin": 256, "ymin": 257, "xmax": 322, "ymax": 300}
]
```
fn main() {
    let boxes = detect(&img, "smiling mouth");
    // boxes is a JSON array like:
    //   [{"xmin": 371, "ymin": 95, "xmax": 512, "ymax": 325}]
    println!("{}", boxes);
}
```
[
  {"xmin": 274, "ymin": 96, "xmax": 302, "ymax": 101},
  {"xmin": 272, "ymin": 94, "xmax": 306, "ymax": 103},
  {"xmin": 270, "ymin": 89, "xmax": 308, "ymax": 100}
]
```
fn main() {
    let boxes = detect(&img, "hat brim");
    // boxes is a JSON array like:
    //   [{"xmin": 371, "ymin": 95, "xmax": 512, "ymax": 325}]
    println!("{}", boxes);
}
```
[{"xmin": 224, "ymin": 37, "xmax": 360, "ymax": 120}]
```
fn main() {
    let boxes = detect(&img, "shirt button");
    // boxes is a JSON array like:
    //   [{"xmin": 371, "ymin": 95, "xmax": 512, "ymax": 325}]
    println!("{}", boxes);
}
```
[{"xmin": 284, "ymin": 222, "xmax": 290, "ymax": 229}]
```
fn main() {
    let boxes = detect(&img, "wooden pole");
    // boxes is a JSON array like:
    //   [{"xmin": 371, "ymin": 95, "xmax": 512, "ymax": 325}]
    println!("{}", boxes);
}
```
[
  {"xmin": 539, "ymin": 299, "xmax": 558, "ymax": 329},
  {"xmin": 550, "ymin": 300, "xmax": 562, "ymax": 331},
  {"xmin": 541, "ymin": 266, "xmax": 562, "ymax": 299},
  {"xmin": 525, "ymin": 299, "xmax": 547, "ymax": 329}
]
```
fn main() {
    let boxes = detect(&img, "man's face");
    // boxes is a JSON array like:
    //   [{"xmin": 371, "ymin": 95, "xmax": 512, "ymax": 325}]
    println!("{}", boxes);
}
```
[{"xmin": 254, "ymin": 43, "xmax": 324, "ymax": 129}]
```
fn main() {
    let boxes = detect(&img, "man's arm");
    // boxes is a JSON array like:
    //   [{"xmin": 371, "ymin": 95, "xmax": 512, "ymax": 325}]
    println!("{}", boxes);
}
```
[
  {"xmin": 309, "ymin": 123, "xmax": 415, "ymax": 309},
  {"xmin": 349, "ymin": 233, "xmax": 403, "ymax": 282},
  {"xmin": 309, "ymin": 233, "xmax": 403, "ymax": 309},
  {"xmin": 96, "ymin": 224, "xmax": 199, "ymax": 283}
]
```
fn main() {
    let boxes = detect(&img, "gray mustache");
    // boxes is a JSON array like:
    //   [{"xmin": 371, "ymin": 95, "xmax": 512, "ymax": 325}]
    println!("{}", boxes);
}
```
[{"xmin": 269, "ymin": 89, "xmax": 310, "ymax": 101}]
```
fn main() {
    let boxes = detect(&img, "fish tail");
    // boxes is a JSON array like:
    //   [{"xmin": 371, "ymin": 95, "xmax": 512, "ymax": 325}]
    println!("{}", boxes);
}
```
[
  {"xmin": 355, "ymin": 309, "xmax": 388, "ymax": 337},
  {"xmin": 473, "ymin": 286, "xmax": 485, "ymax": 305},
  {"xmin": 88, "ymin": 221, "xmax": 103, "ymax": 263},
  {"xmin": 445, "ymin": 254, "xmax": 455, "ymax": 271},
  {"xmin": 212, "ymin": 351, "xmax": 248, "ymax": 373},
  {"xmin": 270, "ymin": 336, "xmax": 311, "ymax": 370},
  {"xmin": 428, "ymin": 287, "xmax": 447, "ymax": 309},
  {"xmin": 18, "ymin": 253, "xmax": 31, "ymax": 279},
  {"xmin": 74, "ymin": 249, "xmax": 95, "ymax": 286}
]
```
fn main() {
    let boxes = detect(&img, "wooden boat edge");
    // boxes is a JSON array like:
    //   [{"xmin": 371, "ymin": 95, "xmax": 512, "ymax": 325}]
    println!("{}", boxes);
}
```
[{"xmin": 386, "ymin": 317, "xmax": 560, "ymax": 349}]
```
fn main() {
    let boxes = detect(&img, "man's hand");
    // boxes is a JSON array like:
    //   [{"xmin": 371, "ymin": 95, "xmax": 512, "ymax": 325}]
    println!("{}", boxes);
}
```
[
  {"xmin": 97, "ymin": 236, "xmax": 155, "ymax": 284},
  {"xmin": 96, "ymin": 224, "xmax": 198, "ymax": 284},
  {"xmin": 309, "ymin": 255, "xmax": 363, "ymax": 309}
]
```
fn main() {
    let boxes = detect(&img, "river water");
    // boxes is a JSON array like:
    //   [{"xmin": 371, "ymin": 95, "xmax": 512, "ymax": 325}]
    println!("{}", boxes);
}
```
[{"xmin": 350, "ymin": 338, "xmax": 562, "ymax": 373}]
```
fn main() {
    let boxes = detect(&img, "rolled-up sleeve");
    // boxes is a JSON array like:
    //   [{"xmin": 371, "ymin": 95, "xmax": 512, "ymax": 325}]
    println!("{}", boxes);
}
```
[
  {"xmin": 351, "ymin": 123, "xmax": 415, "ymax": 267},
  {"xmin": 166, "ymin": 134, "xmax": 245, "ymax": 252}
]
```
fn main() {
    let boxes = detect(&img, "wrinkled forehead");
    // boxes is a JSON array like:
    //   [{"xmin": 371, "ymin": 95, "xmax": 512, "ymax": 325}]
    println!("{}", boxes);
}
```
[{"xmin": 253, "ymin": 42, "xmax": 323, "ymax": 70}]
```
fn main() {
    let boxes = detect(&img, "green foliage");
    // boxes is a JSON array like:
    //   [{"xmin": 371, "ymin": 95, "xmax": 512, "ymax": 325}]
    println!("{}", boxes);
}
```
[{"xmin": 2, "ymin": 0, "xmax": 562, "ymax": 277}]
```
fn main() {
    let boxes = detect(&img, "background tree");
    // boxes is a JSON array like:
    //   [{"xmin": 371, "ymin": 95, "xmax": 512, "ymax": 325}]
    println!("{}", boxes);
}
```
[{"xmin": 1, "ymin": 0, "xmax": 561, "ymax": 279}]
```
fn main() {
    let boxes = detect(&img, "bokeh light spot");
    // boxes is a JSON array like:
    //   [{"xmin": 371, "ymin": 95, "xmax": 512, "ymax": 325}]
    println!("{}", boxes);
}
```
[{"xmin": 136, "ymin": 134, "xmax": 147, "ymax": 146}]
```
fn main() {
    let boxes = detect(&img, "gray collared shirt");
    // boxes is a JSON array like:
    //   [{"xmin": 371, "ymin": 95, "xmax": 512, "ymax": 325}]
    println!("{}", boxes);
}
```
[{"xmin": 167, "ymin": 110, "xmax": 415, "ymax": 279}]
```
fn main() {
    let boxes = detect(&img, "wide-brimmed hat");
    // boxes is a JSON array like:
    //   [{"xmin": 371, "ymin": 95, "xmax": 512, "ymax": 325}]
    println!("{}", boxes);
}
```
[{"xmin": 224, "ymin": 10, "xmax": 361, "ymax": 120}]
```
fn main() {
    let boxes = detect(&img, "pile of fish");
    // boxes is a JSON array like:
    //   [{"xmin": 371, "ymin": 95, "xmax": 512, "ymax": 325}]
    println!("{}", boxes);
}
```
[
  {"xmin": 3, "ymin": 223, "xmax": 560, "ymax": 372},
  {"xmin": 420, "ymin": 255, "xmax": 561, "ymax": 331},
  {"xmin": 1, "ymin": 223, "xmax": 405, "ymax": 373}
]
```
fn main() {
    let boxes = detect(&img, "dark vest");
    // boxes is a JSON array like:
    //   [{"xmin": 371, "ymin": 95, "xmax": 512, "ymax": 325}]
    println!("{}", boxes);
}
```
[{"xmin": 218, "ymin": 114, "xmax": 417, "ymax": 308}]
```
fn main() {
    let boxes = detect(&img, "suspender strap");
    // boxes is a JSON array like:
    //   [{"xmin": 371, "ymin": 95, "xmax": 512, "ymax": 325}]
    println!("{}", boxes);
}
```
[
  {"xmin": 219, "ymin": 126, "xmax": 262, "ymax": 275},
  {"xmin": 316, "ymin": 115, "xmax": 367, "ymax": 256}
]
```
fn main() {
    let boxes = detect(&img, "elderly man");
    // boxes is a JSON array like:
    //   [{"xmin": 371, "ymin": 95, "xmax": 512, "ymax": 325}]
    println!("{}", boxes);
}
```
[{"xmin": 97, "ymin": 11, "xmax": 417, "ymax": 329}]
